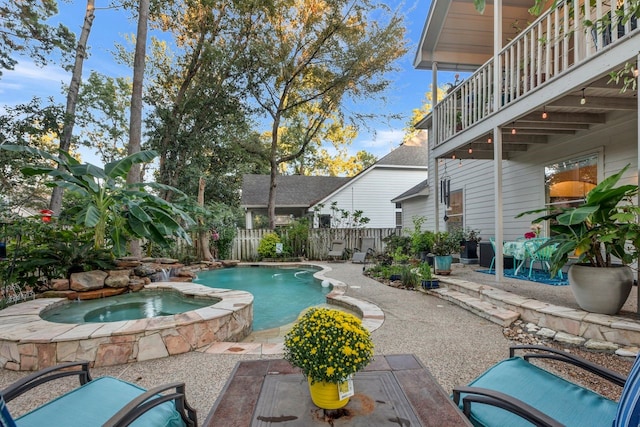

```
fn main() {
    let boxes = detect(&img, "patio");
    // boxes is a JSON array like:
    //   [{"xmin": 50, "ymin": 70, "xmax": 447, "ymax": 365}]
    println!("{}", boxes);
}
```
[{"xmin": 0, "ymin": 261, "xmax": 637, "ymax": 425}]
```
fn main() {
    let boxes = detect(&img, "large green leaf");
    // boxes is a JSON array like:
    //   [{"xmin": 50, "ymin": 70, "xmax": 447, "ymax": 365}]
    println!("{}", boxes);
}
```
[
  {"xmin": 104, "ymin": 150, "xmax": 158, "ymax": 179},
  {"xmin": 79, "ymin": 205, "xmax": 101, "ymax": 227},
  {"xmin": 128, "ymin": 203, "xmax": 152, "ymax": 223},
  {"xmin": 556, "ymin": 205, "xmax": 599, "ymax": 226},
  {"xmin": 0, "ymin": 144, "xmax": 63, "ymax": 164}
]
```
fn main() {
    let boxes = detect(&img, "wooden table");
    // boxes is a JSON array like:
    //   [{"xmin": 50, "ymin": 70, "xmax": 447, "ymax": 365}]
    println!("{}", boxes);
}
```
[{"xmin": 204, "ymin": 354, "xmax": 472, "ymax": 426}]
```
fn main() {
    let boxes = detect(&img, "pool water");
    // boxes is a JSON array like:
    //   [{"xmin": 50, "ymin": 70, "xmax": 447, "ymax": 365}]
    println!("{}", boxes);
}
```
[
  {"xmin": 194, "ymin": 266, "xmax": 330, "ymax": 331},
  {"xmin": 41, "ymin": 291, "xmax": 218, "ymax": 323}
]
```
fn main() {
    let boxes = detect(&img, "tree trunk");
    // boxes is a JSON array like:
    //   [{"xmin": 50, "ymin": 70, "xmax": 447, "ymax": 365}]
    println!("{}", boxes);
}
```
[
  {"xmin": 49, "ymin": 0, "xmax": 95, "ymax": 214},
  {"xmin": 127, "ymin": 0, "xmax": 149, "ymax": 257},
  {"xmin": 197, "ymin": 177, "xmax": 213, "ymax": 261}
]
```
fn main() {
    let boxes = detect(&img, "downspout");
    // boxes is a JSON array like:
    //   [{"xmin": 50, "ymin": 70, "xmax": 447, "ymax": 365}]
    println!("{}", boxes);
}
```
[
  {"xmin": 433, "ymin": 61, "xmax": 440, "ymax": 233},
  {"xmin": 494, "ymin": 0, "xmax": 505, "ymax": 281}
]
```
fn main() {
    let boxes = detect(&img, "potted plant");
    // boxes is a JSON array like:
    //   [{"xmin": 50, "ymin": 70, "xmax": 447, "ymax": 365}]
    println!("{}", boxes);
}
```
[
  {"xmin": 460, "ymin": 228, "xmax": 481, "ymax": 260},
  {"xmin": 519, "ymin": 164, "xmax": 640, "ymax": 314},
  {"xmin": 409, "ymin": 217, "xmax": 435, "ymax": 262},
  {"xmin": 431, "ymin": 232, "xmax": 460, "ymax": 275},
  {"xmin": 419, "ymin": 262, "xmax": 439, "ymax": 289},
  {"xmin": 283, "ymin": 307, "xmax": 374, "ymax": 409}
]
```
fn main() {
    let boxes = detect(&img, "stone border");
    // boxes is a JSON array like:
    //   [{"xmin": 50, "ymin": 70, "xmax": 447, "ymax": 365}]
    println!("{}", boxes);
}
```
[{"xmin": 0, "ymin": 283, "xmax": 253, "ymax": 371}]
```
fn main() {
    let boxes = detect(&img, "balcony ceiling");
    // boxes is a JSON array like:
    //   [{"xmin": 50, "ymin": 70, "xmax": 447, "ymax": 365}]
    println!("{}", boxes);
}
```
[
  {"xmin": 449, "ymin": 74, "xmax": 638, "ymax": 160},
  {"xmin": 414, "ymin": 0, "xmax": 541, "ymax": 71}
]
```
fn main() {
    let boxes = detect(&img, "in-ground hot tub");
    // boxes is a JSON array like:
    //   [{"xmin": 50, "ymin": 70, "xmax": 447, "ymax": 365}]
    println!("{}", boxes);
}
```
[{"xmin": 0, "ymin": 282, "xmax": 253, "ymax": 371}]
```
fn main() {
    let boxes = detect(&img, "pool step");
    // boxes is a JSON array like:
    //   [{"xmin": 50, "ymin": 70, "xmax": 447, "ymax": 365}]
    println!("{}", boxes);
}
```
[{"xmin": 427, "ymin": 287, "xmax": 520, "ymax": 327}]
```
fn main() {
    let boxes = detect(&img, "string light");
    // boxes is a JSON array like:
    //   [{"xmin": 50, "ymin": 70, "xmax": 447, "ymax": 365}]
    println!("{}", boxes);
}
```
[
  {"xmin": 541, "ymin": 107, "xmax": 548, "ymax": 120},
  {"xmin": 511, "ymin": 122, "xmax": 517, "ymax": 135},
  {"xmin": 458, "ymin": 159, "xmax": 463, "ymax": 167},
  {"xmin": 635, "ymin": 67, "xmax": 639, "ymax": 77},
  {"xmin": 452, "ymin": 154, "xmax": 456, "ymax": 159},
  {"xmin": 580, "ymin": 88, "xmax": 586, "ymax": 105},
  {"xmin": 487, "ymin": 137, "xmax": 492, "ymax": 144},
  {"xmin": 468, "ymin": 147, "xmax": 473, "ymax": 154}
]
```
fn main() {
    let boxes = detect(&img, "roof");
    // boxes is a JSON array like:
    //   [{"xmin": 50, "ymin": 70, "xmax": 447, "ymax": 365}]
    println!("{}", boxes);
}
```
[
  {"xmin": 241, "ymin": 175, "xmax": 351, "ymax": 208},
  {"xmin": 375, "ymin": 141, "xmax": 428, "ymax": 167},
  {"xmin": 391, "ymin": 179, "xmax": 430, "ymax": 203}
]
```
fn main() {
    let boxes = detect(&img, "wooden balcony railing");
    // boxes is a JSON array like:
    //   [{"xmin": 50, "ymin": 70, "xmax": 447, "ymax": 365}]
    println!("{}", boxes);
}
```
[{"xmin": 432, "ymin": 0, "xmax": 637, "ymax": 148}]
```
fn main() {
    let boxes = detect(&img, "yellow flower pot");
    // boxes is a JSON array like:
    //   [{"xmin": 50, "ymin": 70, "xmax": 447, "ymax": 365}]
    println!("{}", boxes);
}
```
[{"xmin": 307, "ymin": 378, "xmax": 349, "ymax": 409}]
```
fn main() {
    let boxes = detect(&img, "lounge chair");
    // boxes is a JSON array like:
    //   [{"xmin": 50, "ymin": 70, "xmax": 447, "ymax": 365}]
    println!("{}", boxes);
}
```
[
  {"xmin": 453, "ymin": 345, "xmax": 637, "ymax": 427},
  {"xmin": 351, "ymin": 237, "xmax": 375, "ymax": 264},
  {"xmin": 0, "ymin": 362, "xmax": 197, "ymax": 427},
  {"xmin": 327, "ymin": 240, "xmax": 346, "ymax": 261}
]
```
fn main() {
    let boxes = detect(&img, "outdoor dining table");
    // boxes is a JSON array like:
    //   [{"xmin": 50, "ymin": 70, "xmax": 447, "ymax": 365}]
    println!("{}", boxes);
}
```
[
  {"xmin": 204, "ymin": 354, "xmax": 473, "ymax": 426},
  {"xmin": 502, "ymin": 240, "xmax": 529, "ymax": 275},
  {"xmin": 502, "ymin": 238, "xmax": 557, "ymax": 279}
]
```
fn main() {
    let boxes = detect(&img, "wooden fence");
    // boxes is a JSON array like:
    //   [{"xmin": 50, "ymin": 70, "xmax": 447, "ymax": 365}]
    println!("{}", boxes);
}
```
[{"xmin": 231, "ymin": 228, "xmax": 399, "ymax": 261}]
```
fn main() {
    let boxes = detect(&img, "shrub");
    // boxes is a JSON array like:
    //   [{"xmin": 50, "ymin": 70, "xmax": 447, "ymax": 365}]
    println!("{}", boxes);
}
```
[{"xmin": 257, "ymin": 232, "xmax": 282, "ymax": 258}]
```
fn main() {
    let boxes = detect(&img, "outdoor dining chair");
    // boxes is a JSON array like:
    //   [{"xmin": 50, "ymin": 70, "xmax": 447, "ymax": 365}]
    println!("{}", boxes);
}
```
[
  {"xmin": 0, "ymin": 361, "xmax": 197, "ymax": 427},
  {"xmin": 523, "ymin": 238, "xmax": 563, "ymax": 280},
  {"xmin": 453, "ymin": 345, "xmax": 637, "ymax": 427}
]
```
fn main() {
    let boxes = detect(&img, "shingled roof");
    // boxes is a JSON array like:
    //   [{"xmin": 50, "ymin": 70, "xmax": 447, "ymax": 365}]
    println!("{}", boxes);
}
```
[
  {"xmin": 391, "ymin": 179, "xmax": 430, "ymax": 203},
  {"xmin": 375, "ymin": 142, "xmax": 428, "ymax": 167},
  {"xmin": 241, "ymin": 174, "xmax": 351, "ymax": 208}
]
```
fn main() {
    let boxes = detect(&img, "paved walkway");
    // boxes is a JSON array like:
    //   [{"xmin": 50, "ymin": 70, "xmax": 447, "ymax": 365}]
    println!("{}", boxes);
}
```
[{"xmin": 1, "ymin": 261, "xmax": 637, "ymax": 421}]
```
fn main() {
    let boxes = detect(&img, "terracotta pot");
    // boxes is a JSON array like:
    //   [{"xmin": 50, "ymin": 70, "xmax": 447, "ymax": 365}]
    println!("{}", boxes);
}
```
[
  {"xmin": 308, "ymin": 378, "xmax": 349, "ymax": 409},
  {"xmin": 568, "ymin": 264, "xmax": 633, "ymax": 314}
]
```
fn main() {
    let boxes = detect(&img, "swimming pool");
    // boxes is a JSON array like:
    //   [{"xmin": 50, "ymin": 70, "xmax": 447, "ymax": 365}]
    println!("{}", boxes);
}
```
[
  {"xmin": 194, "ymin": 266, "xmax": 330, "ymax": 330},
  {"xmin": 40, "ymin": 290, "xmax": 219, "ymax": 323}
]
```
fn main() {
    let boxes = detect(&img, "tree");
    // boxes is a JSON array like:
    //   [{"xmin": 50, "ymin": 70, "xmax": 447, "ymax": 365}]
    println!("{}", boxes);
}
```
[
  {"xmin": 141, "ymin": 0, "xmax": 265, "ymax": 204},
  {"xmin": 49, "ymin": 0, "xmax": 95, "ymax": 214},
  {"xmin": 0, "ymin": 0, "xmax": 75, "ymax": 76},
  {"xmin": 245, "ymin": 0, "xmax": 408, "ymax": 228},
  {"xmin": 75, "ymin": 71, "xmax": 132, "ymax": 164}
]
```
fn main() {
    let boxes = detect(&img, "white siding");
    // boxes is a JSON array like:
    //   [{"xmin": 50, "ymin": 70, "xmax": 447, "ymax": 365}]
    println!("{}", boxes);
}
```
[
  {"xmin": 422, "ymin": 110, "xmax": 637, "ymax": 241},
  {"xmin": 312, "ymin": 168, "xmax": 428, "ymax": 228},
  {"xmin": 401, "ymin": 198, "xmax": 429, "ymax": 229}
]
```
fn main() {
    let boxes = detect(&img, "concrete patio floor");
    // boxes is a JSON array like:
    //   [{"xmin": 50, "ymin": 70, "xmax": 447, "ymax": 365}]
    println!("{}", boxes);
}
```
[{"xmin": 1, "ymin": 261, "xmax": 638, "ymax": 424}]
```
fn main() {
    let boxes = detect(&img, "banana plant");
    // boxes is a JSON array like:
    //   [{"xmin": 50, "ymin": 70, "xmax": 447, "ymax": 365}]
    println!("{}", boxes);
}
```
[{"xmin": 1, "ymin": 145, "xmax": 195, "ymax": 256}]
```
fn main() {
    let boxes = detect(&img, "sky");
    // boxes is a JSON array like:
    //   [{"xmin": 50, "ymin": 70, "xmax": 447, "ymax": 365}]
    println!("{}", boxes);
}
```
[{"xmin": 0, "ymin": 1, "xmax": 460, "ymax": 164}]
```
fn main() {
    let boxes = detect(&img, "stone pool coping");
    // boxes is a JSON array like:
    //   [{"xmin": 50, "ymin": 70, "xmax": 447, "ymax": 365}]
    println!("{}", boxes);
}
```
[{"xmin": 0, "ymin": 263, "xmax": 384, "ymax": 370}]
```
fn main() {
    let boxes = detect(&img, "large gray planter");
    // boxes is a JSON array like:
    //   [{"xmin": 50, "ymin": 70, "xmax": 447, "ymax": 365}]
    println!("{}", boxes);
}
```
[{"xmin": 568, "ymin": 264, "xmax": 633, "ymax": 314}]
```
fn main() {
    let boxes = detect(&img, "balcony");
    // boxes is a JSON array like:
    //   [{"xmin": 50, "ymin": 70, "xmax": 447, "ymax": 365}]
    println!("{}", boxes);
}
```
[{"xmin": 425, "ymin": 0, "xmax": 638, "ymax": 157}]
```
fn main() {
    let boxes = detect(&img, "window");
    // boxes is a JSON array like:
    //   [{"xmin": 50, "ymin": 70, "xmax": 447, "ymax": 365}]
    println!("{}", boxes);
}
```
[
  {"xmin": 319, "ymin": 214, "xmax": 331, "ymax": 228},
  {"xmin": 447, "ymin": 189, "xmax": 463, "ymax": 232},
  {"xmin": 395, "ymin": 203, "xmax": 402, "ymax": 229},
  {"xmin": 545, "ymin": 155, "xmax": 598, "ymax": 209}
]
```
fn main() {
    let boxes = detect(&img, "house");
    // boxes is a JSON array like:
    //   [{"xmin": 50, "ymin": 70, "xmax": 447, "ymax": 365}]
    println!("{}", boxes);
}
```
[
  {"xmin": 241, "ymin": 138, "xmax": 428, "ymax": 229},
  {"xmin": 413, "ymin": 0, "xmax": 639, "ymax": 272},
  {"xmin": 308, "ymin": 138, "xmax": 428, "ymax": 229},
  {"xmin": 241, "ymin": 175, "xmax": 350, "ymax": 228}
]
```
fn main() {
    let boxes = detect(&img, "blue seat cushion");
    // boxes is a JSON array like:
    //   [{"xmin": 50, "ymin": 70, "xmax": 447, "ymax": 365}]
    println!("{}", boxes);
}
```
[
  {"xmin": 459, "ymin": 357, "xmax": 618, "ymax": 427},
  {"xmin": 15, "ymin": 377, "xmax": 185, "ymax": 427},
  {"xmin": 614, "ymin": 354, "xmax": 640, "ymax": 427},
  {"xmin": 0, "ymin": 395, "xmax": 17, "ymax": 427}
]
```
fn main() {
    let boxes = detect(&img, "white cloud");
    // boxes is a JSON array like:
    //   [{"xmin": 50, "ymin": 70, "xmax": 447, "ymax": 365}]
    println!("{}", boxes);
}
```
[
  {"xmin": 5, "ymin": 61, "xmax": 68, "ymax": 83},
  {"xmin": 350, "ymin": 128, "xmax": 405, "ymax": 157},
  {"xmin": 0, "ymin": 62, "xmax": 67, "ymax": 101}
]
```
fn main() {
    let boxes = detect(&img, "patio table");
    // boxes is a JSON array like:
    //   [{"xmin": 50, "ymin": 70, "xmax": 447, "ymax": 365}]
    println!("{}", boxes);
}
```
[
  {"xmin": 502, "ymin": 241, "xmax": 528, "ymax": 275},
  {"xmin": 204, "ymin": 354, "xmax": 472, "ymax": 427}
]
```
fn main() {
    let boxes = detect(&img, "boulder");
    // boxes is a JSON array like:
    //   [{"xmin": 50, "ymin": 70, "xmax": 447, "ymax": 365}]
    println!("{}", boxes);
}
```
[
  {"xmin": 221, "ymin": 260, "xmax": 240, "ymax": 268},
  {"xmin": 104, "ymin": 270, "xmax": 131, "ymax": 288},
  {"xmin": 134, "ymin": 264, "xmax": 157, "ymax": 277},
  {"xmin": 155, "ymin": 258, "xmax": 179, "ymax": 264},
  {"xmin": 50, "ymin": 279, "xmax": 70, "ymax": 291},
  {"xmin": 115, "ymin": 260, "xmax": 141, "ymax": 268},
  {"xmin": 38, "ymin": 290, "xmax": 75, "ymax": 299},
  {"xmin": 73, "ymin": 287, "xmax": 127, "ymax": 300},
  {"xmin": 70, "ymin": 270, "xmax": 108, "ymax": 292}
]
